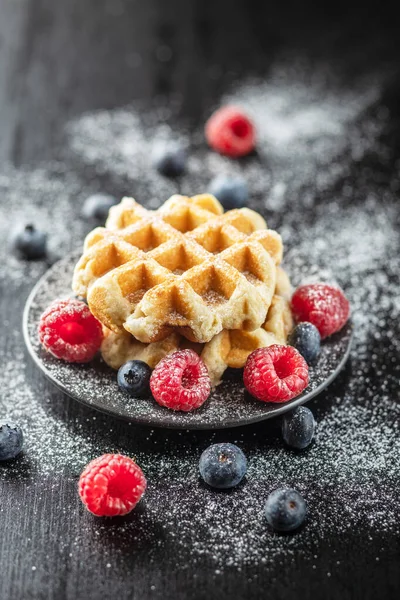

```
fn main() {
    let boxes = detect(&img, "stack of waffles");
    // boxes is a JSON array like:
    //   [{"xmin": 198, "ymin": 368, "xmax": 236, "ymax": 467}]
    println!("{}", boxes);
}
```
[{"xmin": 72, "ymin": 194, "xmax": 293, "ymax": 386}]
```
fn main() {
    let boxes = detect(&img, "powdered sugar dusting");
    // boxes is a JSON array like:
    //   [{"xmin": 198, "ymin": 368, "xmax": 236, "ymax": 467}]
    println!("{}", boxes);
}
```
[
  {"xmin": 1, "ymin": 61, "xmax": 399, "ymax": 572},
  {"xmin": 24, "ymin": 249, "xmax": 352, "ymax": 428}
]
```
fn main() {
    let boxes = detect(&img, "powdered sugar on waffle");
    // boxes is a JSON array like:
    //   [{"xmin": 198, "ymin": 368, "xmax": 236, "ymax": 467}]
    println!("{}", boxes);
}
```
[{"xmin": 0, "ymin": 61, "xmax": 399, "ymax": 572}]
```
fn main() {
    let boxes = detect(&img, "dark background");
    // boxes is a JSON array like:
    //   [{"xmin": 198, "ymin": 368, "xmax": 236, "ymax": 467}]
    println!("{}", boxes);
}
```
[
  {"xmin": 1, "ymin": 1, "xmax": 400, "ymax": 599},
  {"xmin": 1, "ymin": 0, "xmax": 399, "ymax": 165}
]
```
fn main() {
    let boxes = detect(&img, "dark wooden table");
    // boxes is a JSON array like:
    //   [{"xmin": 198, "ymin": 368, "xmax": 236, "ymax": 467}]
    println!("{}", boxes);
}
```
[{"xmin": 1, "ymin": 1, "xmax": 400, "ymax": 599}]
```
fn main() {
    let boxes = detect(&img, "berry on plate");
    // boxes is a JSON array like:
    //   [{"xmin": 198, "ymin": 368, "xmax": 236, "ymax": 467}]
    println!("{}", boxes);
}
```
[
  {"xmin": 209, "ymin": 174, "xmax": 249, "ymax": 209},
  {"xmin": 117, "ymin": 360, "xmax": 152, "ymax": 398},
  {"xmin": 288, "ymin": 322, "xmax": 321, "ymax": 364},
  {"xmin": 82, "ymin": 193, "xmax": 118, "ymax": 222},
  {"xmin": 243, "ymin": 345, "xmax": 309, "ymax": 403},
  {"xmin": 0, "ymin": 422, "xmax": 23, "ymax": 461},
  {"xmin": 152, "ymin": 143, "xmax": 187, "ymax": 177},
  {"xmin": 150, "ymin": 349, "xmax": 211, "ymax": 412},
  {"xmin": 79, "ymin": 454, "xmax": 146, "ymax": 517},
  {"xmin": 199, "ymin": 443, "xmax": 247, "ymax": 489},
  {"xmin": 11, "ymin": 224, "xmax": 47, "ymax": 260},
  {"xmin": 38, "ymin": 299, "xmax": 103, "ymax": 363},
  {"xmin": 291, "ymin": 283, "xmax": 350, "ymax": 339},
  {"xmin": 205, "ymin": 106, "xmax": 255, "ymax": 158},
  {"xmin": 264, "ymin": 488, "xmax": 306, "ymax": 532},
  {"xmin": 282, "ymin": 406, "xmax": 316, "ymax": 450}
]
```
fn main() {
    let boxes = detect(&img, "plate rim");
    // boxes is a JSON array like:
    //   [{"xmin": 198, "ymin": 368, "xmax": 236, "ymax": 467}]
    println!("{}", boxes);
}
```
[{"xmin": 22, "ymin": 252, "xmax": 353, "ymax": 430}]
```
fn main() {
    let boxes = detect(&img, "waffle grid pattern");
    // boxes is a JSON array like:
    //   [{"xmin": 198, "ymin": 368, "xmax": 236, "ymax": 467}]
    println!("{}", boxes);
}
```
[
  {"xmin": 73, "ymin": 195, "xmax": 283, "ymax": 343},
  {"xmin": 101, "ymin": 292, "xmax": 293, "ymax": 387}
]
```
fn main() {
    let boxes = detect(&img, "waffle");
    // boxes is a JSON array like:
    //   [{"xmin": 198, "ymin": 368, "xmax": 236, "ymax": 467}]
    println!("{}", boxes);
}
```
[
  {"xmin": 73, "ymin": 195, "xmax": 283, "ymax": 344},
  {"xmin": 203, "ymin": 293, "xmax": 293, "ymax": 384},
  {"xmin": 101, "ymin": 291, "xmax": 293, "ymax": 387},
  {"xmin": 275, "ymin": 265, "xmax": 292, "ymax": 301}
]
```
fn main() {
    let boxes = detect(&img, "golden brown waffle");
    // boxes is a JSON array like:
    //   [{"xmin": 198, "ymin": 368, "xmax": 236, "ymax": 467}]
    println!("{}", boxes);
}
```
[
  {"xmin": 202, "ymin": 294, "xmax": 293, "ymax": 384},
  {"xmin": 101, "ymin": 292, "xmax": 293, "ymax": 387},
  {"xmin": 73, "ymin": 195, "xmax": 283, "ymax": 344},
  {"xmin": 275, "ymin": 265, "xmax": 292, "ymax": 300}
]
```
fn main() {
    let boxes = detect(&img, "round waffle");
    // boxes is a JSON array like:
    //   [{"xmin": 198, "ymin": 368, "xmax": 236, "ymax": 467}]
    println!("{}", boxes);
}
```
[
  {"xmin": 101, "ymin": 291, "xmax": 293, "ymax": 387},
  {"xmin": 73, "ymin": 195, "xmax": 283, "ymax": 343}
]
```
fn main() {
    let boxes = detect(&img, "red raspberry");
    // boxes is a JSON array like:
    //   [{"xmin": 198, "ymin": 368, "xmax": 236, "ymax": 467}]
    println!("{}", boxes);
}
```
[
  {"xmin": 291, "ymin": 284, "xmax": 350, "ymax": 339},
  {"xmin": 244, "ymin": 345, "xmax": 309, "ymax": 403},
  {"xmin": 150, "ymin": 349, "xmax": 211, "ymax": 412},
  {"xmin": 205, "ymin": 106, "xmax": 256, "ymax": 158},
  {"xmin": 78, "ymin": 454, "xmax": 146, "ymax": 517},
  {"xmin": 38, "ymin": 298, "xmax": 103, "ymax": 363}
]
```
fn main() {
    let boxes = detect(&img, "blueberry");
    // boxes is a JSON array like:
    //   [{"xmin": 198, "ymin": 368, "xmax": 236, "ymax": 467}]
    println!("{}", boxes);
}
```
[
  {"xmin": 152, "ymin": 144, "xmax": 187, "ymax": 177},
  {"xmin": 117, "ymin": 360, "xmax": 152, "ymax": 398},
  {"xmin": 0, "ymin": 422, "xmax": 23, "ymax": 461},
  {"xmin": 11, "ymin": 224, "xmax": 47, "ymax": 260},
  {"xmin": 288, "ymin": 322, "xmax": 321, "ymax": 364},
  {"xmin": 199, "ymin": 443, "xmax": 247, "ymax": 489},
  {"xmin": 282, "ymin": 406, "xmax": 316, "ymax": 450},
  {"xmin": 209, "ymin": 175, "xmax": 248, "ymax": 209},
  {"xmin": 82, "ymin": 193, "xmax": 118, "ymax": 222},
  {"xmin": 264, "ymin": 488, "xmax": 306, "ymax": 532}
]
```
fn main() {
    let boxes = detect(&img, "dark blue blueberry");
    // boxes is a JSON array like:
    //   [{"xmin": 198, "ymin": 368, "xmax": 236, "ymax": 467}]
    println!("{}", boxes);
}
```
[
  {"xmin": 152, "ymin": 144, "xmax": 187, "ymax": 177},
  {"xmin": 199, "ymin": 443, "xmax": 247, "ymax": 489},
  {"xmin": 282, "ymin": 406, "xmax": 316, "ymax": 450},
  {"xmin": 264, "ymin": 488, "xmax": 306, "ymax": 532},
  {"xmin": 0, "ymin": 422, "xmax": 24, "ymax": 461},
  {"xmin": 82, "ymin": 193, "xmax": 118, "ymax": 222},
  {"xmin": 117, "ymin": 360, "xmax": 152, "ymax": 398},
  {"xmin": 288, "ymin": 322, "xmax": 321, "ymax": 364},
  {"xmin": 209, "ymin": 175, "xmax": 248, "ymax": 209},
  {"xmin": 11, "ymin": 224, "xmax": 47, "ymax": 260}
]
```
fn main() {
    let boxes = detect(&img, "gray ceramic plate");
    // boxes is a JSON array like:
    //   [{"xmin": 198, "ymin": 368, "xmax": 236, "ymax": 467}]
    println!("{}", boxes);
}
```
[{"xmin": 23, "ymin": 250, "xmax": 353, "ymax": 429}]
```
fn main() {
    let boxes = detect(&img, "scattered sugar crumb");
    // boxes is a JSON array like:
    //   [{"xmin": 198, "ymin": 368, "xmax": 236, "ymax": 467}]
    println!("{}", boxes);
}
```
[{"xmin": 0, "ymin": 60, "xmax": 399, "ymax": 572}]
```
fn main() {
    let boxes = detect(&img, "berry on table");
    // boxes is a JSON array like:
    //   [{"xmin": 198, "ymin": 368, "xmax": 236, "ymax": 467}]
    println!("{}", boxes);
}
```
[
  {"xmin": 288, "ymin": 322, "xmax": 321, "ymax": 364},
  {"xmin": 150, "ymin": 349, "xmax": 211, "ymax": 412},
  {"xmin": 82, "ymin": 193, "xmax": 118, "ymax": 222},
  {"xmin": 291, "ymin": 283, "xmax": 350, "ymax": 339},
  {"xmin": 199, "ymin": 443, "xmax": 247, "ymax": 489},
  {"xmin": 244, "ymin": 345, "xmax": 309, "ymax": 403},
  {"xmin": 11, "ymin": 224, "xmax": 47, "ymax": 260},
  {"xmin": 117, "ymin": 360, "xmax": 152, "ymax": 398},
  {"xmin": 209, "ymin": 174, "xmax": 249, "ymax": 209},
  {"xmin": 264, "ymin": 488, "xmax": 306, "ymax": 532},
  {"xmin": 282, "ymin": 406, "xmax": 316, "ymax": 450},
  {"xmin": 152, "ymin": 143, "xmax": 187, "ymax": 177},
  {"xmin": 78, "ymin": 454, "xmax": 146, "ymax": 517},
  {"xmin": 38, "ymin": 299, "xmax": 103, "ymax": 363},
  {"xmin": 0, "ymin": 422, "xmax": 23, "ymax": 461},
  {"xmin": 205, "ymin": 106, "xmax": 255, "ymax": 158}
]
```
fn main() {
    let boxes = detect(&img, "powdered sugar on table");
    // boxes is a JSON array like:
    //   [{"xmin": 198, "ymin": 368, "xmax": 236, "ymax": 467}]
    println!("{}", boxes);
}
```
[{"xmin": 0, "ymin": 61, "xmax": 399, "ymax": 571}]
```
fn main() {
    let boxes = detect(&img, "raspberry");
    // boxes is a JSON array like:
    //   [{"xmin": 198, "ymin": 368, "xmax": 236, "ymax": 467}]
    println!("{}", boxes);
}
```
[
  {"xmin": 38, "ymin": 298, "xmax": 103, "ymax": 363},
  {"xmin": 244, "ymin": 345, "xmax": 309, "ymax": 403},
  {"xmin": 150, "ymin": 349, "xmax": 211, "ymax": 412},
  {"xmin": 205, "ymin": 106, "xmax": 255, "ymax": 158},
  {"xmin": 78, "ymin": 454, "xmax": 146, "ymax": 517},
  {"xmin": 291, "ymin": 284, "xmax": 350, "ymax": 339}
]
